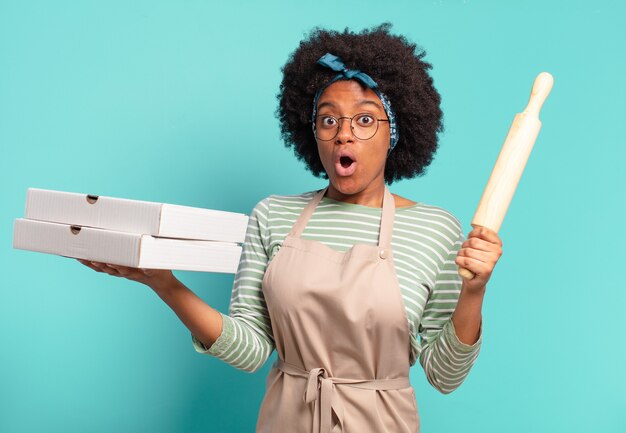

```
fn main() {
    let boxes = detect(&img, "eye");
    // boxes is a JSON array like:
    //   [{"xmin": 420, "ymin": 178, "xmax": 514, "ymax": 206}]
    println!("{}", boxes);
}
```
[
  {"xmin": 319, "ymin": 116, "xmax": 337, "ymax": 128},
  {"xmin": 356, "ymin": 114, "xmax": 375, "ymax": 127}
]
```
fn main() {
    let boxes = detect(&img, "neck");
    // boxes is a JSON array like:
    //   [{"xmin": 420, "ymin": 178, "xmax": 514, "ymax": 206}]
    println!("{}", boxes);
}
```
[{"xmin": 325, "ymin": 182, "xmax": 386, "ymax": 208}]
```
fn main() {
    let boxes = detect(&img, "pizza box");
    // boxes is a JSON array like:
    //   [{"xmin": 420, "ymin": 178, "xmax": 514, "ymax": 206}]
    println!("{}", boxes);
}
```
[
  {"xmin": 24, "ymin": 188, "xmax": 248, "ymax": 243},
  {"xmin": 13, "ymin": 218, "xmax": 242, "ymax": 273}
]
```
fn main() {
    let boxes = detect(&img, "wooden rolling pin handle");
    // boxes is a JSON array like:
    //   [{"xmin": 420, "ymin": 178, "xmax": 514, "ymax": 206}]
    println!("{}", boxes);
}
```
[
  {"xmin": 524, "ymin": 72, "xmax": 554, "ymax": 117},
  {"xmin": 458, "ymin": 266, "xmax": 475, "ymax": 280},
  {"xmin": 457, "ymin": 73, "xmax": 553, "ymax": 282}
]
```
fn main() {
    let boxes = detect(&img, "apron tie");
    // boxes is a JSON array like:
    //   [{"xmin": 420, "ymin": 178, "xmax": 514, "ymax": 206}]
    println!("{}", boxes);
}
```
[
  {"xmin": 304, "ymin": 367, "xmax": 326, "ymax": 404},
  {"xmin": 275, "ymin": 359, "xmax": 410, "ymax": 433}
]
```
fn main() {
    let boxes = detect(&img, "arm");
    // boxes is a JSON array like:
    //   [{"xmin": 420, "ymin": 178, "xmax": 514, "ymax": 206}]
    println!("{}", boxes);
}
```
[
  {"xmin": 453, "ymin": 226, "xmax": 502, "ymax": 343},
  {"xmin": 76, "ymin": 263, "xmax": 226, "ymax": 346},
  {"xmin": 189, "ymin": 198, "xmax": 275, "ymax": 372},
  {"xmin": 78, "ymin": 198, "xmax": 275, "ymax": 373},
  {"xmin": 152, "ymin": 276, "xmax": 226, "ymax": 347},
  {"xmin": 418, "ymin": 227, "xmax": 502, "ymax": 393},
  {"xmin": 417, "ymin": 232, "xmax": 482, "ymax": 394}
]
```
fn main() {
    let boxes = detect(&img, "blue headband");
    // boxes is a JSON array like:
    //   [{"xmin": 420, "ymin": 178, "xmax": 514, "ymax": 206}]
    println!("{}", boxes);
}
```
[{"xmin": 312, "ymin": 53, "xmax": 399, "ymax": 153}]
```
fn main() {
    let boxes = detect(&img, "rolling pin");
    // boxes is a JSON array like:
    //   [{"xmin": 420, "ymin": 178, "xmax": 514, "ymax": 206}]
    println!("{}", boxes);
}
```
[{"xmin": 458, "ymin": 72, "xmax": 554, "ymax": 280}]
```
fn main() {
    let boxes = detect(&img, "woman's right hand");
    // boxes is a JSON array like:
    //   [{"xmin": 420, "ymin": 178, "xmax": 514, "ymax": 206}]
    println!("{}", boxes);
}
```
[{"xmin": 77, "ymin": 259, "xmax": 177, "ymax": 292}]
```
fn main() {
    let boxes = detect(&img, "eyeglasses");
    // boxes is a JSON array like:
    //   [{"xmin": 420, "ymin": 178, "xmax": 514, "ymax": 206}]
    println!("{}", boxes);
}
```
[{"xmin": 313, "ymin": 113, "xmax": 390, "ymax": 141}]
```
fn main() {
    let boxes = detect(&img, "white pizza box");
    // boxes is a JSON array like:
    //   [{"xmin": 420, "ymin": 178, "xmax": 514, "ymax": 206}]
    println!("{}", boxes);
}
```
[
  {"xmin": 24, "ymin": 188, "xmax": 248, "ymax": 243},
  {"xmin": 13, "ymin": 218, "xmax": 242, "ymax": 273}
]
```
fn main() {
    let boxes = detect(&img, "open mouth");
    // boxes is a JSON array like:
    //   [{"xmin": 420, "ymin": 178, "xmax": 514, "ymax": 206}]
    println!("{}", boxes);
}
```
[
  {"xmin": 335, "ymin": 151, "xmax": 357, "ymax": 176},
  {"xmin": 339, "ymin": 156, "xmax": 354, "ymax": 168}
]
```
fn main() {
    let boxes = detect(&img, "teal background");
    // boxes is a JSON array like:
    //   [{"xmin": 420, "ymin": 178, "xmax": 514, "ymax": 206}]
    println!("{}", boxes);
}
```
[{"xmin": 1, "ymin": 0, "xmax": 624, "ymax": 432}]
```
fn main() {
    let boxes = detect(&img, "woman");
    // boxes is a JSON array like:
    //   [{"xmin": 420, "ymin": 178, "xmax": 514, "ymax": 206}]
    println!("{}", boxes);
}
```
[{"xmin": 80, "ymin": 24, "xmax": 502, "ymax": 433}]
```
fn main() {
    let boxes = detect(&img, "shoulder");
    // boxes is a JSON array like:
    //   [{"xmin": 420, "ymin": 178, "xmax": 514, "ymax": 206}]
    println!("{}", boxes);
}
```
[
  {"xmin": 392, "ymin": 193, "xmax": 459, "ymax": 226},
  {"xmin": 249, "ymin": 190, "xmax": 319, "ymax": 218},
  {"xmin": 399, "ymin": 202, "xmax": 461, "ymax": 228},
  {"xmin": 267, "ymin": 191, "xmax": 317, "ymax": 208},
  {"xmin": 392, "ymin": 194, "xmax": 417, "ymax": 208},
  {"xmin": 395, "ymin": 200, "xmax": 464, "ymax": 246}
]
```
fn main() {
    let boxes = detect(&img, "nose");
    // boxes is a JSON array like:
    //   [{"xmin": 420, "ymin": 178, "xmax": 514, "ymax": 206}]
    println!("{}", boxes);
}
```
[{"xmin": 335, "ymin": 117, "xmax": 354, "ymax": 143}]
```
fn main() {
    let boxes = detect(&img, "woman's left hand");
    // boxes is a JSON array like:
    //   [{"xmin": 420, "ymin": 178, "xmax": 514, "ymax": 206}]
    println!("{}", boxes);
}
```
[{"xmin": 455, "ymin": 227, "xmax": 503, "ymax": 293}]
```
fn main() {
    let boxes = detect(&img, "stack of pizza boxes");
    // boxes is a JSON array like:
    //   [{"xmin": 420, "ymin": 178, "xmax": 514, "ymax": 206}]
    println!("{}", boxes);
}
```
[{"xmin": 13, "ymin": 188, "xmax": 249, "ymax": 273}]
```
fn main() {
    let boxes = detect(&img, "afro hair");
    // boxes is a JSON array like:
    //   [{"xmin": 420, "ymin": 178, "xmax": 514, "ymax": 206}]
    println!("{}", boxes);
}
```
[{"xmin": 276, "ymin": 23, "xmax": 444, "ymax": 184}]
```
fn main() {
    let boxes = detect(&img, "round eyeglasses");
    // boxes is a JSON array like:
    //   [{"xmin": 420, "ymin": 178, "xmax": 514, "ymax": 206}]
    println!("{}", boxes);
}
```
[{"xmin": 313, "ymin": 113, "xmax": 390, "ymax": 141}]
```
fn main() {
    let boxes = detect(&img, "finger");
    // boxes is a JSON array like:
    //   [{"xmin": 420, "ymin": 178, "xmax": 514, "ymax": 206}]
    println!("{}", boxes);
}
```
[
  {"xmin": 106, "ymin": 264, "xmax": 137, "ymax": 278},
  {"xmin": 457, "ymin": 247, "xmax": 497, "ymax": 264},
  {"xmin": 455, "ymin": 255, "xmax": 492, "ymax": 278},
  {"xmin": 468, "ymin": 226, "xmax": 502, "ymax": 245},
  {"xmin": 86, "ymin": 261, "xmax": 110, "ymax": 273},
  {"xmin": 106, "ymin": 263, "xmax": 136, "ymax": 279},
  {"xmin": 102, "ymin": 268, "xmax": 121, "ymax": 277},
  {"xmin": 77, "ymin": 259, "xmax": 100, "ymax": 271},
  {"xmin": 462, "ymin": 237, "xmax": 503, "ymax": 256},
  {"xmin": 77, "ymin": 259, "xmax": 103, "ymax": 272},
  {"xmin": 92, "ymin": 262, "xmax": 122, "ymax": 277},
  {"xmin": 467, "ymin": 226, "xmax": 500, "ymax": 244}
]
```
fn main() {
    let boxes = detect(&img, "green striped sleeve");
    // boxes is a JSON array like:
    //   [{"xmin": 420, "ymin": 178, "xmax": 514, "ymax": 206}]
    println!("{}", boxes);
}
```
[
  {"xmin": 191, "ymin": 197, "xmax": 275, "ymax": 372},
  {"xmin": 418, "ymin": 231, "xmax": 482, "ymax": 394}
]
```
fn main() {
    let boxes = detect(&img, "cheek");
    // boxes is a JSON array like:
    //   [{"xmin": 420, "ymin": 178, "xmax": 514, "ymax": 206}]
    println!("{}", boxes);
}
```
[
  {"xmin": 317, "ymin": 142, "xmax": 332, "ymax": 164},
  {"xmin": 363, "ymin": 152, "xmax": 387, "ymax": 172},
  {"xmin": 316, "ymin": 145, "xmax": 332, "ymax": 175},
  {"xmin": 364, "ymin": 140, "xmax": 390, "ymax": 168}
]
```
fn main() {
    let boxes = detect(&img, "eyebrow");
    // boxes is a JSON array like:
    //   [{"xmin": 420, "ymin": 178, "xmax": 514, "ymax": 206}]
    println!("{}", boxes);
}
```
[
  {"xmin": 317, "ymin": 99, "xmax": 383, "ymax": 111},
  {"xmin": 356, "ymin": 99, "xmax": 383, "ymax": 110},
  {"xmin": 316, "ymin": 101, "xmax": 336, "ymax": 111}
]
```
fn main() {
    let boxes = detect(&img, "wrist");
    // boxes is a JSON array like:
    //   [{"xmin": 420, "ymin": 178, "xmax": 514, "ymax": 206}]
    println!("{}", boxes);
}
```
[
  {"xmin": 461, "ymin": 282, "xmax": 487, "ymax": 297},
  {"xmin": 149, "ymin": 274, "xmax": 183, "ymax": 296}
]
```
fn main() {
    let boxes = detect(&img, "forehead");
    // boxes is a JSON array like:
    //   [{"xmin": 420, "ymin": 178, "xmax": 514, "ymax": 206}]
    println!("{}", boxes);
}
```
[{"xmin": 316, "ymin": 80, "xmax": 383, "ymax": 112}]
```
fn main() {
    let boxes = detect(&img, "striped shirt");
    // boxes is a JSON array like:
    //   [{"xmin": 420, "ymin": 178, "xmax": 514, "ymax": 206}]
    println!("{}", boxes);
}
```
[{"xmin": 193, "ymin": 190, "xmax": 482, "ymax": 394}]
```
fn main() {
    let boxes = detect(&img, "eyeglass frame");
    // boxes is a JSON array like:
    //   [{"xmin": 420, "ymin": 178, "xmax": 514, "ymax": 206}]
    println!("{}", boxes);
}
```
[{"xmin": 312, "ymin": 113, "xmax": 390, "ymax": 141}]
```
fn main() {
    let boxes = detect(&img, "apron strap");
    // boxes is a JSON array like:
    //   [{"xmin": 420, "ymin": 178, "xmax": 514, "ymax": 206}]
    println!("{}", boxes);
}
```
[
  {"xmin": 378, "ymin": 187, "xmax": 395, "ymax": 249},
  {"xmin": 289, "ymin": 185, "xmax": 396, "ymax": 251},
  {"xmin": 289, "ymin": 188, "xmax": 328, "ymax": 237}
]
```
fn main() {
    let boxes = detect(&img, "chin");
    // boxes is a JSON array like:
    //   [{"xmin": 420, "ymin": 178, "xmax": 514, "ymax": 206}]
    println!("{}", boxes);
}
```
[{"xmin": 328, "ymin": 176, "xmax": 366, "ymax": 196}]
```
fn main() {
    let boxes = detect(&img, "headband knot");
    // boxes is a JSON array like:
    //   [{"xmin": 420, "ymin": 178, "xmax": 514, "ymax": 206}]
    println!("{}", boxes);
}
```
[{"xmin": 316, "ymin": 53, "xmax": 379, "ymax": 89}]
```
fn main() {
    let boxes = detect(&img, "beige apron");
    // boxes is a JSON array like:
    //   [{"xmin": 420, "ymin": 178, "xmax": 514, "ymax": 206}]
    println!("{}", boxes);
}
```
[{"xmin": 257, "ymin": 186, "xmax": 419, "ymax": 433}]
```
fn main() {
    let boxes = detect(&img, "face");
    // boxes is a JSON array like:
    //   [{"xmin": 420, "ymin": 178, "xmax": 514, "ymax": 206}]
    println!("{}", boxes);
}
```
[{"xmin": 314, "ymin": 80, "xmax": 390, "ymax": 201}]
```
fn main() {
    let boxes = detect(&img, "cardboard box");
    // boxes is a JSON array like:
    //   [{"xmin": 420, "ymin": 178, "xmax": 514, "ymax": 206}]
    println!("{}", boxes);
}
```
[
  {"xmin": 25, "ymin": 188, "xmax": 248, "ymax": 243},
  {"xmin": 13, "ymin": 219, "xmax": 242, "ymax": 273}
]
